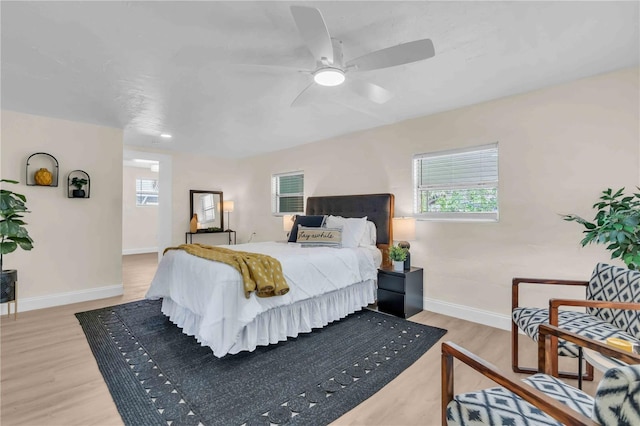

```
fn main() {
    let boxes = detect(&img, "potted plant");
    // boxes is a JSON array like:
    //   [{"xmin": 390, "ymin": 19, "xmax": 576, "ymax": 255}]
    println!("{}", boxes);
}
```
[
  {"xmin": 70, "ymin": 177, "xmax": 88, "ymax": 198},
  {"xmin": 1, "ymin": 179, "xmax": 34, "ymax": 304},
  {"xmin": 563, "ymin": 187, "xmax": 640, "ymax": 270},
  {"xmin": 389, "ymin": 244, "xmax": 408, "ymax": 272}
]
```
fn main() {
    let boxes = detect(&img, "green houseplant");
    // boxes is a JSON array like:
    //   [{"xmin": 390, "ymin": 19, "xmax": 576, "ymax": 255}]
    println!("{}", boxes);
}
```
[
  {"xmin": 563, "ymin": 187, "xmax": 640, "ymax": 270},
  {"xmin": 389, "ymin": 244, "xmax": 408, "ymax": 271},
  {"xmin": 70, "ymin": 177, "xmax": 88, "ymax": 198},
  {"xmin": 1, "ymin": 179, "xmax": 34, "ymax": 303}
]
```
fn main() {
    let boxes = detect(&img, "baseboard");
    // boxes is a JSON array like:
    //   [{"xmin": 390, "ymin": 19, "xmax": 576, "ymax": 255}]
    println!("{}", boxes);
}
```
[
  {"xmin": 122, "ymin": 247, "xmax": 158, "ymax": 255},
  {"xmin": 0, "ymin": 284, "xmax": 124, "ymax": 315},
  {"xmin": 423, "ymin": 297, "xmax": 512, "ymax": 331}
]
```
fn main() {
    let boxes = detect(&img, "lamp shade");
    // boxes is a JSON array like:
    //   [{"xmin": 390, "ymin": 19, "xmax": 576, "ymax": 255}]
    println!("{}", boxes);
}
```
[
  {"xmin": 223, "ymin": 200, "xmax": 234, "ymax": 213},
  {"xmin": 392, "ymin": 217, "xmax": 416, "ymax": 242},
  {"xmin": 282, "ymin": 214, "xmax": 295, "ymax": 232}
]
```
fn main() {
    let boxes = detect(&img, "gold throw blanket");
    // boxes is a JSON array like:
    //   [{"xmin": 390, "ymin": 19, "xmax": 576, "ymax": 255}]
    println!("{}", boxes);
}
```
[{"xmin": 164, "ymin": 244, "xmax": 289, "ymax": 299}]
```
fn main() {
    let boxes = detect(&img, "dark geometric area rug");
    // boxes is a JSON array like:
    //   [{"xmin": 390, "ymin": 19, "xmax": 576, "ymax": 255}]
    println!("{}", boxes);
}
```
[{"xmin": 76, "ymin": 299, "xmax": 447, "ymax": 426}]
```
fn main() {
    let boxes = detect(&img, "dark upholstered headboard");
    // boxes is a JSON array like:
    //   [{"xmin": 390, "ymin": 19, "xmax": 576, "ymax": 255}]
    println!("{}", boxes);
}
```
[{"xmin": 305, "ymin": 193, "xmax": 395, "ymax": 247}]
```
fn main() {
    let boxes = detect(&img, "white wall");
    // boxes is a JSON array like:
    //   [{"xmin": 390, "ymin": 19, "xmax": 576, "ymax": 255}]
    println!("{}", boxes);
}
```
[
  {"xmin": 122, "ymin": 165, "xmax": 158, "ymax": 254},
  {"xmin": 1, "ymin": 110, "xmax": 123, "ymax": 311},
  {"xmin": 169, "ymin": 151, "xmax": 241, "ymax": 245},
  {"xmin": 236, "ymin": 67, "xmax": 640, "ymax": 328}
]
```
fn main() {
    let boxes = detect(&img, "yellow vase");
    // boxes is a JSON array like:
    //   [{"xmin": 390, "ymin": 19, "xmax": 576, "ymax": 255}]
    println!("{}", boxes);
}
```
[
  {"xmin": 34, "ymin": 168, "xmax": 53, "ymax": 186},
  {"xmin": 190, "ymin": 214, "xmax": 198, "ymax": 233}
]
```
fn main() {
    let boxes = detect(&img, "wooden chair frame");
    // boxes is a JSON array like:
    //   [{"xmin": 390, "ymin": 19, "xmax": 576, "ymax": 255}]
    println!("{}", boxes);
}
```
[
  {"xmin": 512, "ymin": 277, "xmax": 594, "ymax": 381},
  {"xmin": 442, "ymin": 327, "xmax": 640, "ymax": 426},
  {"xmin": 540, "ymin": 302, "xmax": 640, "ymax": 377}
]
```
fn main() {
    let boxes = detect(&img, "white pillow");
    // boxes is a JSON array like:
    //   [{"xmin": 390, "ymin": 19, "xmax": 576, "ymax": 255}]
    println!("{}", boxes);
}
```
[
  {"xmin": 325, "ymin": 215, "xmax": 368, "ymax": 248},
  {"xmin": 359, "ymin": 220, "xmax": 377, "ymax": 247}
]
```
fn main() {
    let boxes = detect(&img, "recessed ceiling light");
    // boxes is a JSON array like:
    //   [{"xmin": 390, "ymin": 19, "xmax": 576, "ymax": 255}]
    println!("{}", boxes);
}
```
[
  {"xmin": 313, "ymin": 68, "xmax": 345, "ymax": 87},
  {"xmin": 134, "ymin": 159, "xmax": 157, "ymax": 164},
  {"xmin": 160, "ymin": 133, "xmax": 172, "ymax": 139}
]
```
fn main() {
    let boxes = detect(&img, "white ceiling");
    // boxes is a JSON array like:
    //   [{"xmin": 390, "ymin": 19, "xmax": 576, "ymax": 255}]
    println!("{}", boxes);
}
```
[{"xmin": 2, "ymin": 1, "xmax": 638, "ymax": 159}]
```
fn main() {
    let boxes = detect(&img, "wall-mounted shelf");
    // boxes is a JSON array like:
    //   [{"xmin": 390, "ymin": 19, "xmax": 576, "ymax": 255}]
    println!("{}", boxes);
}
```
[
  {"xmin": 67, "ymin": 170, "xmax": 91, "ymax": 198},
  {"xmin": 25, "ymin": 153, "xmax": 59, "ymax": 187}
]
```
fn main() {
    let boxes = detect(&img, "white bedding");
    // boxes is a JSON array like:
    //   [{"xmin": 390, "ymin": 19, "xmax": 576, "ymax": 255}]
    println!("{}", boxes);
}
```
[{"xmin": 146, "ymin": 242, "xmax": 381, "ymax": 357}]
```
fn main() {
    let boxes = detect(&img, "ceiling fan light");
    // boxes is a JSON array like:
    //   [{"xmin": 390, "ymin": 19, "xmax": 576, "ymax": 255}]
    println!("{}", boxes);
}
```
[{"xmin": 313, "ymin": 68, "xmax": 345, "ymax": 86}]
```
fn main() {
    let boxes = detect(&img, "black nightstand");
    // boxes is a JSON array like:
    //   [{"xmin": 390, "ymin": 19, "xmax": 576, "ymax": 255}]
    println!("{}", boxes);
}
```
[{"xmin": 377, "ymin": 267, "xmax": 424, "ymax": 318}]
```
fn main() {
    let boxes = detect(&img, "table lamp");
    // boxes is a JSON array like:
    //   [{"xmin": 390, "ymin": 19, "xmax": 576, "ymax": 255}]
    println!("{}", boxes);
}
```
[
  {"xmin": 282, "ymin": 214, "xmax": 295, "ymax": 237},
  {"xmin": 223, "ymin": 200, "xmax": 234, "ymax": 231},
  {"xmin": 392, "ymin": 217, "xmax": 416, "ymax": 270}
]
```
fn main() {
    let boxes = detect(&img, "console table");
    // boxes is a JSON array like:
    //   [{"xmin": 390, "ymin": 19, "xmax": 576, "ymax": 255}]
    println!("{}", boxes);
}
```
[{"xmin": 185, "ymin": 230, "xmax": 236, "ymax": 245}]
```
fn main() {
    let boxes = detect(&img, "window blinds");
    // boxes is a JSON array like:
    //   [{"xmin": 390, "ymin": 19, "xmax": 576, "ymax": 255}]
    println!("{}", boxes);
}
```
[
  {"xmin": 272, "ymin": 171, "xmax": 304, "ymax": 214},
  {"xmin": 136, "ymin": 178, "xmax": 159, "ymax": 193},
  {"xmin": 416, "ymin": 143, "xmax": 498, "ymax": 190}
]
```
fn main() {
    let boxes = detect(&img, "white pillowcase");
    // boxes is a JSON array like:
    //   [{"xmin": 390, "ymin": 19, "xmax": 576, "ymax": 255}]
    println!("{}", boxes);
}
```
[
  {"xmin": 360, "ymin": 220, "xmax": 377, "ymax": 246},
  {"xmin": 325, "ymin": 215, "xmax": 368, "ymax": 248}
]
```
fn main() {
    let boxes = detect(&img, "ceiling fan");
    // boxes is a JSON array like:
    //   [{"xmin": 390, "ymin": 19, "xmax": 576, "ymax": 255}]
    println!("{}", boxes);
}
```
[{"xmin": 281, "ymin": 5, "xmax": 436, "ymax": 107}]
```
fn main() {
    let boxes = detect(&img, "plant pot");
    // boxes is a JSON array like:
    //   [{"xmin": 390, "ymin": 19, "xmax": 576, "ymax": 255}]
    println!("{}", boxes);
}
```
[
  {"xmin": 72, "ymin": 189, "xmax": 85, "ymax": 198},
  {"xmin": 1, "ymin": 270, "xmax": 17, "ymax": 303},
  {"xmin": 393, "ymin": 261, "xmax": 404, "ymax": 272}
]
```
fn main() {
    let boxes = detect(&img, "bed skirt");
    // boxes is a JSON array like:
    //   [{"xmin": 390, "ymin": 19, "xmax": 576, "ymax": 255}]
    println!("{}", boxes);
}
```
[{"xmin": 160, "ymin": 279, "xmax": 377, "ymax": 357}]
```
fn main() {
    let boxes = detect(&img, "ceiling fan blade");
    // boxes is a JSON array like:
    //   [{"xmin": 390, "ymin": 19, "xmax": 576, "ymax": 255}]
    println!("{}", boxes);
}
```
[
  {"xmin": 231, "ymin": 63, "xmax": 310, "ymax": 75},
  {"xmin": 346, "ymin": 39, "xmax": 435, "ymax": 72},
  {"xmin": 290, "ymin": 82, "xmax": 318, "ymax": 107},
  {"xmin": 290, "ymin": 6, "xmax": 334, "ymax": 64},
  {"xmin": 347, "ymin": 80, "xmax": 393, "ymax": 104}
]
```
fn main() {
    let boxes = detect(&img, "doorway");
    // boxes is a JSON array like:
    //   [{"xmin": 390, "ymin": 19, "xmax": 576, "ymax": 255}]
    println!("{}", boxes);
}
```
[{"xmin": 123, "ymin": 149, "xmax": 172, "ymax": 262}]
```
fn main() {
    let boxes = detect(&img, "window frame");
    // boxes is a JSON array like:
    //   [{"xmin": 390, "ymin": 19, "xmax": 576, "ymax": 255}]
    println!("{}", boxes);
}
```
[
  {"xmin": 272, "ymin": 171, "xmax": 304, "ymax": 216},
  {"xmin": 413, "ymin": 143, "xmax": 499, "ymax": 222},
  {"xmin": 135, "ymin": 178, "xmax": 159, "ymax": 206}
]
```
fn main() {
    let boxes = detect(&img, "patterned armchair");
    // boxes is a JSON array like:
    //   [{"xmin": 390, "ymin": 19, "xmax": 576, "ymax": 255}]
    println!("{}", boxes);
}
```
[
  {"xmin": 442, "ymin": 324, "xmax": 640, "ymax": 426},
  {"xmin": 511, "ymin": 263, "xmax": 640, "ymax": 384}
]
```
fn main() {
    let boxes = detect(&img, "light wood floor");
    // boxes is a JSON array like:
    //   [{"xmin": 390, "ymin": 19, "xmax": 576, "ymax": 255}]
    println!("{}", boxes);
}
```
[{"xmin": 1, "ymin": 254, "xmax": 600, "ymax": 426}]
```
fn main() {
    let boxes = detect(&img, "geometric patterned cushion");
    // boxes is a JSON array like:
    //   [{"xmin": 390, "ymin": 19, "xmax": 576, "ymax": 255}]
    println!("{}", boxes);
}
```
[
  {"xmin": 446, "ymin": 373, "xmax": 594, "ymax": 426},
  {"xmin": 522, "ymin": 374, "xmax": 594, "ymax": 417},
  {"xmin": 512, "ymin": 307, "xmax": 640, "ymax": 358},
  {"xmin": 587, "ymin": 263, "xmax": 640, "ymax": 340},
  {"xmin": 592, "ymin": 365, "xmax": 640, "ymax": 425}
]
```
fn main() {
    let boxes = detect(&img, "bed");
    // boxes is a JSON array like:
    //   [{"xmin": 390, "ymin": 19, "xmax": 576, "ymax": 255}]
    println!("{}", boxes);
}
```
[{"xmin": 146, "ymin": 193, "xmax": 394, "ymax": 357}]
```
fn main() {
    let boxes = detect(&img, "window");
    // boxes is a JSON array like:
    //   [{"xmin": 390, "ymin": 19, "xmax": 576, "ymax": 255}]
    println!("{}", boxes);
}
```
[
  {"xmin": 413, "ymin": 143, "xmax": 498, "ymax": 221},
  {"xmin": 136, "ymin": 178, "xmax": 159, "ymax": 206},
  {"xmin": 272, "ymin": 171, "xmax": 304, "ymax": 214}
]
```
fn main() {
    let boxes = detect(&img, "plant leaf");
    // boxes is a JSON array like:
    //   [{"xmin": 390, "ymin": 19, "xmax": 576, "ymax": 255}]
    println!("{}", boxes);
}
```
[
  {"xmin": 13, "ymin": 238, "xmax": 33, "ymax": 250},
  {"xmin": 614, "ymin": 188, "xmax": 625, "ymax": 198},
  {"xmin": 0, "ymin": 241, "xmax": 17, "ymax": 254}
]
